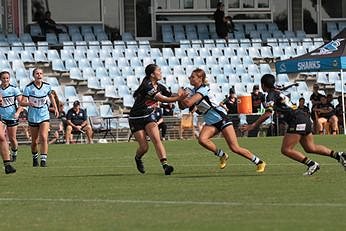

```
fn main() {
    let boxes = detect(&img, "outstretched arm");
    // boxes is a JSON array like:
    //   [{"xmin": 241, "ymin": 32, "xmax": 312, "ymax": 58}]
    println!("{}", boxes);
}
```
[{"xmin": 241, "ymin": 111, "xmax": 272, "ymax": 132}]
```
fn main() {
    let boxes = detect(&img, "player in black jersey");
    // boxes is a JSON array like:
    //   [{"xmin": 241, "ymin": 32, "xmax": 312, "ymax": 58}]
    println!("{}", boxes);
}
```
[
  {"xmin": 128, "ymin": 64, "xmax": 187, "ymax": 175},
  {"xmin": 242, "ymin": 74, "xmax": 346, "ymax": 176}
]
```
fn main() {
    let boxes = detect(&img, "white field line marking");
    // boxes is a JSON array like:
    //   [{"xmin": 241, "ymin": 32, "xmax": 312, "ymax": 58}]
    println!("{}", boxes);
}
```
[
  {"xmin": 42, "ymin": 163, "xmax": 340, "ymax": 169},
  {"xmin": 0, "ymin": 198, "xmax": 345, "ymax": 207}
]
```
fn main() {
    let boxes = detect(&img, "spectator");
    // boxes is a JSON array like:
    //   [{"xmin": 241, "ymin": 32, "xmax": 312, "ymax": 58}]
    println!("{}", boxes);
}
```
[
  {"xmin": 49, "ymin": 98, "xmax": 66, "ymax": 144},
  {"xmin": 315, "ymin": 95, "xmax": 338, "ymax": 135},
  {"xmin": 335, "ymin": 95, "xmax": 346, "ymax": 130},
  {"xmin": 18, "ymin": 108, "xmax": 31, "ymax": 141},
  {"xmin": 213, "ymin": 2, "xmax": 233, "ymax": 41},
  {"xmin": 65, "ymin": 100, "xmax": 93, "ymax": 144},
  {"xmin": 39, "ymin": 11, "xmax": 64, "ymax": 34},
  {"xmin": 161, "ymin": 102, "xmax": 175, "ymax": 116},
  {"xmin": 251, "ymin": 85, "xmax": 265, "ymax": 113},
  {"xmin": 155, "ymin": 106, "xmax": 168, "ymax": 140},
  {"xmin": 220, "ymin": 88, "xmax": 240, "ymax": 135},
  {"xmin": 310, "ymin": 83, "xmax": 324, "ymax": 133},
  {"xmin": 297, "ymin": 97, "xmax": 311, "ymax": 118},
  {"xmin": 220, "ymin": 88, "xmax": 237, "ymax": 115}
]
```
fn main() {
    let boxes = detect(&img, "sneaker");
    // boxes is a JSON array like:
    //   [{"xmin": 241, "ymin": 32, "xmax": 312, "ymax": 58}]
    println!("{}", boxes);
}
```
[
  {"xmin": 40, "ymin": 160, "xmax": 47, "ymax": 167},
  {"xmin": 10, "ymin": 154, "xmax": 17, "ymax": 162},
  {"xmin": 33, "ymin": 158, "xmax": 39, "ymax": 167},
  {"xmin": 219, "ymin": 153, "xmax": 229, "ymax": 169},
  {"xmin": 338, "ymin": 152, "xmax": 346, "ymax": 171},
  {"xmin": 5, "ymin": 164, "xmax": 16, "ymax": 174},
  {"xmin": 303, "ymin": 162, "xmax": 320, "ymax": 176},
  {"xmin": 256, "ymin": 161, "xmax": 266, "ymax": 173},
  {"xmin": 163, "ymin": 164, "xmax": 174, "ymax": 175},
  {"xmin": 135, "ymin": 156, "xmax": 145, "ymax": 174}
]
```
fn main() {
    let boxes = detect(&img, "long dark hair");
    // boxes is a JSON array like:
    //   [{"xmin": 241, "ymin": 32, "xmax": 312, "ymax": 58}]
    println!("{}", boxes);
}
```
[
  {"xmin": 260, "ymin": 74, "xmax": 276, "ymax": 89},
  {"xmin": 133, "ymin": 64, "xmax": 158, "ymax": 98}
]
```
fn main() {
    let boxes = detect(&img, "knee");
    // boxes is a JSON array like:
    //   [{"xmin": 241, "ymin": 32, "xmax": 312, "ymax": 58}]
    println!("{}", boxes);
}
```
[
  {"xmin": 198, "ymin": 137, "xmax": 207, "ymax": 146},
  {"xmin": 281, "ymin": 146, "xmax": 289, "ymax": 156}
]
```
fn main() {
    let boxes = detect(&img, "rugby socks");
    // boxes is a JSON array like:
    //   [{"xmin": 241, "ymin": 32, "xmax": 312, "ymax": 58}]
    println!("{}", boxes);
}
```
[
  {"xmin": 302, "ymin": 157, "xmax": 315, "ymax": 167},
  {"xmin": 160, "ymin": 158, "xmax": 168, "ymax": 167},
  {"xmin": 32, "ymin": 152, "xmax": 39, "ymax": 160},
  {"xmin": 11, "ymin": 148, "xmax": 18, "ymax": 156},
  {"xmin": 40, "ymin": 154, "xmax": 47, "ymax": 162},
  {"xmin": 251, "ymin": 155, "xmax": 263, "ymax": 165},
  {"xmin": 3, "ymin": 160, "xmax": 11, "ymax": 167},
  {"xmin": 215, "ymin": 149, "xmax": 225, "ymax": 157},
  {"xmin": 329, "ymin": 150, "xmax": 340, "ymax": 161}
]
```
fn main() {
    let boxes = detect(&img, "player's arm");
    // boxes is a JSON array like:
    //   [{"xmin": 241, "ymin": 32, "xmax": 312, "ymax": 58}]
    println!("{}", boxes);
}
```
[
  {"xmin": 155, "ymin": 89, "xmax": 188, "ymax": 103},
  {"xmin": 180, "ymin": 92, "xmax": 203, "ymax": 109}
]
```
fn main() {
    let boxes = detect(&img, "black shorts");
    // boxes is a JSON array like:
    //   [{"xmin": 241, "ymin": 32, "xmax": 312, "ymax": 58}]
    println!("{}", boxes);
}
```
[
  {"xmin": 211, "ymin": 117, "xmax": 233, "ymax": 132},
  {"xmin": 28, "ymin": 120, "xmax": 50, "ymax": 127},
  {"xmin": 286, "ymin": 111, "xmax": 313, "ymax": 135},
  {"xmin": 129, "ymin": 113, "xmax": 157, "ymax": 133},
  {"xmin": 1, "ymin": 119, "xmax": 19, "ymax": 127}
]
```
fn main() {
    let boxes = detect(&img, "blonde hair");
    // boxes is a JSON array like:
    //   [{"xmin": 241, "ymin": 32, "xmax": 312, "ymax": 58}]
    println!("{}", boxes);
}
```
[{"xmin": 191, "ymin": 68, "xmax": 207, "ymax": 84}]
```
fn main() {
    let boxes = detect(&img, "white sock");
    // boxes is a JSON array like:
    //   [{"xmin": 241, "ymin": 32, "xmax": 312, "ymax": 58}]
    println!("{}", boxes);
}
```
[{"xmin": 251, "ymin": 155, "xmax": 260, "ymax": 164}]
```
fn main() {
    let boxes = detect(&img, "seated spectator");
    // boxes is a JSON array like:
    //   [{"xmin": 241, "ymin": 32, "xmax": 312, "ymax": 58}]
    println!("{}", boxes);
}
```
[
  {"xmin": 335, "ymin": 95, "xmax": 346, "ymax": 131},
  {"xmin": 310, "ymin": 84, "xmax": 324, "ymax": 133},
  {"xmin": 65, "ymin": 100, "xmax": 93, "ymax": 144},
  {"xmin": 161, "ymin": 102, "xmax": 175, "ymax": 116},
  {"xmin": 297, "ymin": 97, "xmax": 311, "ymax": 118},
  {"xmin": 155, "ymin": 106, "xmax": 167, "ymax": 140},
  {"xmin": 39, "ymin": 11, "xmax": 64, "ymax": 34},
  {"xmin": 314, "ymin": 95, "xmax": 338, "ymax": 135},
  {"xmin": 17, "ymin": 108, "xmax": 31, "ymax": 141}
]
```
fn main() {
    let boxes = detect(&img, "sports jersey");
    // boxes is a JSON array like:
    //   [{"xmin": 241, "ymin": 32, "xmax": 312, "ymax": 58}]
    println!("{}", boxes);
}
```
[
  {"xmin": 193, "ymin": 84, "xmax": 227, "ymax": 125},
  {"xmin": 0, "ymin": 84, "xmax": 21, "ymax": 120},
  {"xmin": 264, "ymin": 89, "xmax": 297, "ymax": 123},
  {"xmin": 129, "ymin": 79, "xmax": 171, "ymax": 118},
  {"xmin": 23, "ymin": 81, "xmax": 52, "ymax": 123}
]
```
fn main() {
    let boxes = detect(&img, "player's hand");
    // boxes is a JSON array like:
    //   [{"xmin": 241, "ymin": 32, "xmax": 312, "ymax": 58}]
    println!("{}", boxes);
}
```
[{"xmin": 240, "ymin": 124, "xmax": 255, "ymax": 132}]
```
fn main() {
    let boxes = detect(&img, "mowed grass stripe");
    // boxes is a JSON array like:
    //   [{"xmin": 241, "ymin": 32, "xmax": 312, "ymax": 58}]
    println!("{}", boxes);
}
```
[{"xmin": 1, "ymin": 197, "xmax": 346, "ymax": 207}]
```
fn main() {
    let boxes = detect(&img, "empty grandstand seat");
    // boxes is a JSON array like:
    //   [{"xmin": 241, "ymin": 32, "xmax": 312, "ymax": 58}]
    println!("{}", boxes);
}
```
[
  {"xmin": 78, "ymin": 58, "xmax": 91, "ymax": 69},
  {"xmin": 33, "ymin": 50, "xmax": 48, "ymax": 62},
  {"xmin": 87, "ymin": 77, "xmax": 103, "ymax": 90},
  {"xmin": 87, "ymin": 49, "xmax": 99, "ymax": 59},
  {"xmin": 20, "ymin": 50, "xmax": 34, "ymax": 62},
  {"xmin": 52, "ymin": 59, "xmax": 67, "ymax": 72},
  {"xmin": 105, "ymin": 85, "xmax": 119, "ymax": 99},
  {"xmin": 122, "ymin": 32, "xmax": 134, "ymax": 41},
  {"xmin": 69, "ymin": 67, "xmax": 84, "ymax": 81}
]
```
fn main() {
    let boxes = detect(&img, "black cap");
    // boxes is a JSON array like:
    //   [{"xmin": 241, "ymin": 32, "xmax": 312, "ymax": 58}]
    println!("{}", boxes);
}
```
[{"xmin": 73, "ymin": 100, "xmax": 80, "ymax": 106}]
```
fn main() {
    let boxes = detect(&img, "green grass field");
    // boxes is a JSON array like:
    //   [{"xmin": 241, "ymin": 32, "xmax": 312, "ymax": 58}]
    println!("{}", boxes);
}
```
[{"xmin": 1, "ymin": 135, "xmax": 346, "ymax": 231}]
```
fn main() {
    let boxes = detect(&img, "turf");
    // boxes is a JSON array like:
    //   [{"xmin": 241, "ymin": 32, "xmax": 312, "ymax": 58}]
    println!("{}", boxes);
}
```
[{"xmin": 1, "ymin": 135, "xmax": 346, "ymax": 231}]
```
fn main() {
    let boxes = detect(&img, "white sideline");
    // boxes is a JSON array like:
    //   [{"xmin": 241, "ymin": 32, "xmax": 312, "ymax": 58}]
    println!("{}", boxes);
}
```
[{"xmin": 0, "ymin": 198, "xmax": 345, "ymax": 207}]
